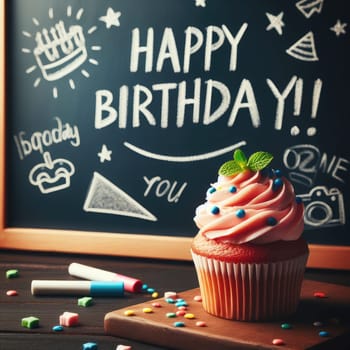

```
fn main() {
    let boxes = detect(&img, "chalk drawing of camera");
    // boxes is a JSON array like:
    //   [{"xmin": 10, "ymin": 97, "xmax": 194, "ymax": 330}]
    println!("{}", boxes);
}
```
[{"xmin": 298, "ymin": 186, "xmax": 345, "ymax": 228}]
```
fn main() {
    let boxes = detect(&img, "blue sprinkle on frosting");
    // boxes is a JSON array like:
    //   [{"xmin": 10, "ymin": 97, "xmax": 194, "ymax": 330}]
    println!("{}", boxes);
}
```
[
  {"xmin": 236, "ymin": 209, "xmax": 245, "ymax": 218},
  {"xmin": 274, "ymin": 169, "xmax": 282, "ymax": 177},
  {"xmin": 211, "ymin": 206, "xmax": 220, "ymax": 215},
  {"xmin": 267, "ymin": 217, "xmax": 278, "ymax": 226},
  {"xmin": 272, "ymin": 178, "xmax": 283, "ymax": 191},
  {"xmin": 208, "ymin": 187, "xmax": 216, "ymax": 194},
  {"xmin": 229, "ymin": 186, "xmax": 237, "ymax": 193}
]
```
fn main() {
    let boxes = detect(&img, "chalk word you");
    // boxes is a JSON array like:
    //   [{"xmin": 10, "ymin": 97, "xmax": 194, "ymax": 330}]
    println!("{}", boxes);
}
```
[
  {"xmin": 14, "ymin": 117, "xmax": 80, "ymax": 159},
  {"xmin": 143, "ymin": 176, "xmax": 187, "ymax": 203}
]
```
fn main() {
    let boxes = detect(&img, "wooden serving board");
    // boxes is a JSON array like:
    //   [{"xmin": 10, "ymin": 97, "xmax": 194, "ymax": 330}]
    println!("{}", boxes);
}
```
[{"xmin": 104, "ymin": 280, "xmax": 350, "ymax": 350}]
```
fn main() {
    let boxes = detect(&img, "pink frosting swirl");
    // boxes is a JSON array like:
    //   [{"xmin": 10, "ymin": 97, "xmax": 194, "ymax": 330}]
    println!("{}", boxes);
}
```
[{"xmin": 194, "ymin": 170, "xmax": 304, "ymax": 244}]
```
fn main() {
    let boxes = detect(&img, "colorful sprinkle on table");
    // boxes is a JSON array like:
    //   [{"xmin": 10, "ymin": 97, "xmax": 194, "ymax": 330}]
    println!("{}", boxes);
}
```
[
  {"xmin": 6, "ymin": 290, "xmax": 18, "ymax": 296},
  {"xmin": 59, "ymin": 312, "xmax": 79, "ymax": 327},
  {"xmin": 165, "ymin": 298, "xmax": 176, "ymax": 304},
  {"xmin": 313, "ymin": 292, "xmax": 327, "ymax": 298},
  {"xmin": 78, "ymin": 296, "xmax": 93, "ymax": 307},
  {"xmin": 319, "ymin": 331, "xmax": 330, "ymax": 337},
  {"xmin": 193, "ymin": 295, "xmax": 202, "ymax": 302},
  {"xmin": 184, "ymin": 313, "xmax": 195, "ymax": 319},
  {"xmin": 175, "ymin": 301, "xmax": 188, "ymax": 307},
  {"xmin": 82, "ymin": 342, "xmax": 98, "ymax": 350},
  {"xmin": 124, "ymin": 310, "xmax": 135, "ymax": 316},
  {"xmin": 152, "ymin": 302, "xmax": 162, "ymax": 308},
  {"xmin": 176, "ymin": 310, "xmax": 186, "ymax": 316},
  {"xmin": 52, "ymin": 325, "xmax": 64, "ymax": 332},
  {"xmin": 6, "ymin": 269, "xmax": 19, "ymax": 279},
  {"xmin": 116, "ymin": 345, "xmax": 132, "ymax": 350},
  {"xmin": 21, "ymin": 316, "xmax": 40, "ymax": 329},
  {"xmin": 142, "ymin": 307, "xmax": 153, "ymax": 314},
  {"xmin": 195, "ymin": 321, "xmax": 207, "ymax": 327},
  {"xmin": 281, "ymin": 323, "xmax": 292, "ymax": 329},
  {"xmin": 173, "ymin": 321, "xmax": 185, "ymax": 327},
  {"xmin": 166, "ymin": 312, "xmax": 177, "ymax": 318},
  {"xmin": 272, "ymin": 338, "xmax": 285, "ymax": 346},
  {"xmin": 164, "ymin": 291, "xmax": 177, "ymax": 299}
]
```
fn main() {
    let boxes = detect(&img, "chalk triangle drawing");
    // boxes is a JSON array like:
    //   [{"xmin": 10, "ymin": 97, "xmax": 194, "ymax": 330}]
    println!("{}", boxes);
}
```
[
  {"xmin": 286, "ymin": 31, "xmax": 319, "ymax": 61},
  {"xmin": 296, "ymin": 0, "xmax": 323, "ymax": 19},
  {"xmin": 83, "ymin": 172, "xmax": 157, "ymax": 222}
]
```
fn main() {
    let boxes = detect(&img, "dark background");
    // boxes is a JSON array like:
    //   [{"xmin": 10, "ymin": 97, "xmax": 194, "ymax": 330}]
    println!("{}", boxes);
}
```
[{"xmin": 5, "ymin": 0, "xmax": 350, "ymax": 246}]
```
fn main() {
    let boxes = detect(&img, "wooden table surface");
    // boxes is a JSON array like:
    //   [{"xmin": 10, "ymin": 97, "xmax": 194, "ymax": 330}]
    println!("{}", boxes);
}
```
[{"xmin": 1, "ymin": 249, "xmax": 350, "ymax": 350}]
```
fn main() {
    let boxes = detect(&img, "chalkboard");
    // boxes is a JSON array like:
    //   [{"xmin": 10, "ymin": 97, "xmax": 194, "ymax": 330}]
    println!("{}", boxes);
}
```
[{"xmin": 1, "ymin": 0, "xmax": 349, "ymax": 268}]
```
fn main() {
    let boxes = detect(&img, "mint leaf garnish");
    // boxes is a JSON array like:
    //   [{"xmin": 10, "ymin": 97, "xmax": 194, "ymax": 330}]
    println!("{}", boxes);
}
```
[
  {"xmin": 247, "ymin": 151, "xmax": 273, "ymax": 171},
  {"xmin": 218, "ymin": 160, "xmax": 242, "ymax": 176},
  {"xmin": 218, "ymin": 149, "xmax": 273, "ymax": 176},
  {"xmin": 233, "ymin": 149, "xmax": 247, "ymax": 167}
]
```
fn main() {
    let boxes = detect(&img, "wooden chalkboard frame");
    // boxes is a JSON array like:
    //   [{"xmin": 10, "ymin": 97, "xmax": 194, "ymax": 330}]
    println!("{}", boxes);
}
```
[{"xmin": 0, "ymin": 0, "xmax": 349, "ymax": 268}]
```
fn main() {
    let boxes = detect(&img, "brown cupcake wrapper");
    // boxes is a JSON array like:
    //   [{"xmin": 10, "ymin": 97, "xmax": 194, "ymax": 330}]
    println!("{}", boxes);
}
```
[{"xmin": 191, "ymin": 250, "xmax": 308, "ymax": 321}]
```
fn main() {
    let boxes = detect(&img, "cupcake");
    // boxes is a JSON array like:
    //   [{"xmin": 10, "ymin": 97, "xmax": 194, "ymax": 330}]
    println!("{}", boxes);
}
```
[{"xmin": 191, "ymin": 149, "xmax": 308, "ymax": 321}]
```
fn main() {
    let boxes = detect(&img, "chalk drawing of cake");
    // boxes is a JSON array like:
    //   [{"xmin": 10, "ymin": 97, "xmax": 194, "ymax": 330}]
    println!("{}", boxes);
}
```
[
  {"xmin": 33, "ymin": 20, "xmax": 87, "ymax": 81},
  {"xmin": 286, "ymin": 31, "xmax": 319, "ymax": 61},
  {"xmin": 29, "ymin": 152, "xmax": 75, "ymax": 194}
]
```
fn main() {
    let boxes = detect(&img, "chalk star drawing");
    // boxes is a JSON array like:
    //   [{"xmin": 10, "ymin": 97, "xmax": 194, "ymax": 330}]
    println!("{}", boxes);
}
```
[
  {"xmin": 99, "ymin": 8, "xmax": 121, "ymax": 28},
  {"xmin": 286, "ymin": 32, "xmax": 318, "ymax": 61},
  {"xmin": 265, "ymin": 12, "xmax": 285, "ymax": 35},
  {"xmin": 124, "ymin": 141, "xmax": 246, "ymax": 163},
  {"xmin": 330, "ymin": 20, "xmax": 347, "ymax": 37},
  {"xmin": 22, "ymin": 6, "xmax": 102, "ymax": 99},
  {"xmin": 195, "ymin": 0, "xmax": 206, "ymax": 7},
  {"xmin": 296, "ymin": 0, "xmax": 323, "ymax": 19},
  {"xmin": 83, "ymin": 172, "xmax": 157, "ymax": 222},
  {"xmin": 98, "ymin": 144, "xmax": 112, "ymax": 163}
]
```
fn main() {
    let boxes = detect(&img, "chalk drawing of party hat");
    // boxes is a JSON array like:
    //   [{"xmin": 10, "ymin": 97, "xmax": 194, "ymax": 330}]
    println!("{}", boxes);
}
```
[
  {"xmin": 286, "ymin": 31, "xmax": 319, "ymax": 61},
  {"xmin": 296, "ymin": 0, "xmax": 324, "ymax": 19},
  {"xmin": 83, "ymin": 172, "xmax": 157, "ymax": 221}
]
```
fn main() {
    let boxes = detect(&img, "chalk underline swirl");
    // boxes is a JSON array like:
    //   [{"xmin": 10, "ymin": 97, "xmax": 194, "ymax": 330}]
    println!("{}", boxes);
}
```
[{"xmin": 123, "ymin": 140, "xmax": 247, "ymax": 162}]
